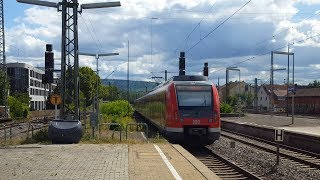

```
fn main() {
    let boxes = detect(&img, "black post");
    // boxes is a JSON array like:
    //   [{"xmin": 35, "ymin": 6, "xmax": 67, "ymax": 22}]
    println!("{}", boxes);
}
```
[
  {"xmin": 203, "ymin": 62, "xmax": 208, "ymax": 76},
  {"xmin": 165, "ymin": 70, "xmax": 167, "ymax": 81},
  {"xmin": 226, "ymin": 69, "xmax": 229, "ymax": 102},
  {"xmin": 254, "ymin": 78, "xmax": 258, "ymax": 111},
  {"xmin": 179, "ymin": 52, "xmax": 185, "ymax": 75},
  {"xmin": 276, "ymin": 142, "xmax": 280, "ymax": 165}
]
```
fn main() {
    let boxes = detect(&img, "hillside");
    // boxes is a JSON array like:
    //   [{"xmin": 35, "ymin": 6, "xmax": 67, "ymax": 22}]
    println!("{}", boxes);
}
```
[{"xmin": 101, "ymin": 79, "xmax": 158, "ymax": 92}]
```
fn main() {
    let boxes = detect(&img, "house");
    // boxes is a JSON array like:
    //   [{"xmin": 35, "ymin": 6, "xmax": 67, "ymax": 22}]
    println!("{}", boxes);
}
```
[
  {"xmin": 288, "ymin": 88, "xmax": 320, "ymax": 114},
  {"xmin": 218, "ymin": 81, "xmax": 254, "ymax": 103},
  {"xmin": 6, "ymin": 63, "xmax": 57, "ymax": 110},
  {"xmin": 257, "ymin": 85, "xmax": 287, "ymax": 111}
]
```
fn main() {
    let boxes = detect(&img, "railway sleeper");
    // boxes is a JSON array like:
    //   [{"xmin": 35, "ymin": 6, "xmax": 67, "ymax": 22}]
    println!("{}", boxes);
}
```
[
  {"xmin": 217, "ymin": 174, "xmax": 246, "ymax": 178},
  {"xmin": 210, "ymin": 167, "xmax": 235, "ymax": 170}
]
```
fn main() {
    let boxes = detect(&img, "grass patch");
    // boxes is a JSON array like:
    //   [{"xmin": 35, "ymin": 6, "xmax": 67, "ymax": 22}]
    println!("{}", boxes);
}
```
[{"xmin": 20, "ymin": 128, "xmax": 51, "ymax": 145}]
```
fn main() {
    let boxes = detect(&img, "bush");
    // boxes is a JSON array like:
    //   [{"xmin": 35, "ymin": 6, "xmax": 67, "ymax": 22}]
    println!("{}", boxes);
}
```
[
  {"xmin": 111, "ymin": 116, "xmax": 134, "ymax": 129},
  {"xmin": 100, "ymin": 100, "xmax": 134, "ymax": 129},
  {"xmin": 100, "ymin": 100, "xmax": 133, "ymax": 117},
  {"xmin": 220, "ymin": 102, "xmax": 233, "ymax": 113},
  {"xmin": 8, "ymin": 96, "xmax": 29, "ymax": 118}
]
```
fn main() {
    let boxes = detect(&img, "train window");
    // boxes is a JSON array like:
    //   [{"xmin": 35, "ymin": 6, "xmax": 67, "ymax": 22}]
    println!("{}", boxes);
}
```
[{"xmin": 176, "ymin": 86, "xmax": 212, "ymax": 107}]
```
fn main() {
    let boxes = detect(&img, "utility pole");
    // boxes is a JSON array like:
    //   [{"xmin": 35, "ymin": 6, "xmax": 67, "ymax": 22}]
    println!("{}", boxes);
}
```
[
  {"xmin": 79, "ymin": 52, "xmax": 119, "ymax": 137},
  {"xmin": 254, "ymin": 78, "xmax": 258, "ymax": 111},
  {"xmin": 218, "ymin": 77, "xmax": 220, "ymax": 92},
  {"xmin": 17, "ymin": 0, "xmax": 121, "ymax": 143},
  {"xmin": 271, "ymin": 50, "xmax": 294, "ymax": 119},
  {"xmin": 0, "ymin": 0, "xmax": 8, "ymax": 118},
  {"xmin": 127, "ymin": 40, "xmax": 129, "ymax": 115},
  {"xmin": 287, "ymin": 43, "xmax": 289, "ymax": 116}
]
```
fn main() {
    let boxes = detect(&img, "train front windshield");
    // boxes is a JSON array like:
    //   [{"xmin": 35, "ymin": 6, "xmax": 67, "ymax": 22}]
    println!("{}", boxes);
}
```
[{"xmin": 176, "ymin": 85, "xmax": 213, "ymax": 117}]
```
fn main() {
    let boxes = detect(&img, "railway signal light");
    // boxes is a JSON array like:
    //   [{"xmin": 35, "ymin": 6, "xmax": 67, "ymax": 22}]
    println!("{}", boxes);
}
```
[
  {"xmin": 179, "ymin": 51, "xmax": 185, "ymax": 75},
  {"xmin": 44, "ymin": 44, "xmax": 54, "ymax": 84},
  {"xmin": 203, "ymin": 62, "xmax": 208, "ymax": 76}
]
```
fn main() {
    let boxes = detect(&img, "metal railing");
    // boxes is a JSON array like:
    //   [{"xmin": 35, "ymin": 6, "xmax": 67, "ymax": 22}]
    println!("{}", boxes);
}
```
[
  {"xmin": 99, "ymin": 123, "xmax": 122, "ymax": 141},
  {"xmin": 125, "ymin": 123, "xmax": 148, "ymax": 142},
  {"xmin": 1, "ymin": 121, "xmax": 48, "ymax": 143}
]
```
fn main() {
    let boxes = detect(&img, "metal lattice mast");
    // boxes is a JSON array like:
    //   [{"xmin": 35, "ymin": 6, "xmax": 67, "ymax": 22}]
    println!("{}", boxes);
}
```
[
  {"xmin": 59, "ymin": 0, "xmax": 80, "ymax": 120},
  {"xmin": 17, "ymin": 0, "xmax": 120, "ymax": 122},
  {"xmin": 0, "ymin": 0, "xmax": 8, "ymax": 118}
]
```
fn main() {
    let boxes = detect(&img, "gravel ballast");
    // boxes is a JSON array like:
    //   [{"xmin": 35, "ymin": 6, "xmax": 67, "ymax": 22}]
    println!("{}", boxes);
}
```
[{"xmin": 208, "ymin": 136, "xmax": 320, "ymax": 180}]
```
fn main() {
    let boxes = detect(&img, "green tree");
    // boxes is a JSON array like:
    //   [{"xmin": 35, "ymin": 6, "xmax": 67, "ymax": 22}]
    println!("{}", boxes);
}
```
[
  {"xmin": 8, "ymin": 96, "xmax": 29, "ymax": 118},
  {"xmin": 308, "ymin": 80, "xmax": 320, "ymax": 87},
  {"xmin": 100, "ymin": 100, "xmax": 133, "ymax": 117},
  {"xmin": 220, "ymin": 103, "xmax": 233, "ymax": 113},
  {"xmin": 245, "ymin": 94, "xmax": 254, "ymax": 107},
  {"xmin": 0, "ymin": 70, "xmax": 10, "ymax": 106},
  {"xmin": 11, "ymin": 92, "xmax": 31, "ymax": 105},
  {"xmin": 79, "ymin": 67, "xmax": 99, "ymax": 107}
]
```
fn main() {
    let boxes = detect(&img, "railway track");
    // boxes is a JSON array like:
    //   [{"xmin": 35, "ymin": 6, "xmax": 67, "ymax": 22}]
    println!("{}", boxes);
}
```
[
  {"xmin": 186, "ymin": 146, "xmax": 262, "ymax": 180},
  {"xmin": 221, "ymin": 129, "xmax": 320, "ymax": 170},
  {"xmin": 0, "ymin": 120, "xmax": 47, "ymax": 140}
]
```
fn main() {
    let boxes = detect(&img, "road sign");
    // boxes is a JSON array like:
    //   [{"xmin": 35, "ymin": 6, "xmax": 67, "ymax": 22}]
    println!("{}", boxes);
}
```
[
  {"xmin": 274, "ymin": 129, "xmax": 284, "ymax": 142},
  {"xmin": 50, "ymin": 94, "xmax": 62, "ymax": 105},
  {"xmin": 90, "ymin": 112, "xmax": 98, "ymax": 127}
]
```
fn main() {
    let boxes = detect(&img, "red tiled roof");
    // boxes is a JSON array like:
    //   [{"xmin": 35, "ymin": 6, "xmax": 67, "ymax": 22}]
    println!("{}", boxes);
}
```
[
  {"xmin": 289, "ymin": 88, "xmax": 320, "ymax": 97},
  {"xmin": 273, "ymin": 89, "xmax": 287, "ymax": 97}
]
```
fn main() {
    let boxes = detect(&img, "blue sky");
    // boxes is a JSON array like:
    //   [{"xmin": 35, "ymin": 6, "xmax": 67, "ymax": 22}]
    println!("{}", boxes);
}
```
[{"xmin": 4, "ymin": 0, "xmax": 320, "ymax": 85}]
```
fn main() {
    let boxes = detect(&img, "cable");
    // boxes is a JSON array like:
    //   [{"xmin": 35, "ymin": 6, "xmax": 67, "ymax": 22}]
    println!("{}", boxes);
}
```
[
  {"xmin": 211, "ymin": 32, "xmax": 320, "ymax": 74},
  {"xmin": 170, "ymin": 1, "xmax": 217, "ymax": 63},
  {"xmin": 79, "ymin": 14, "xmax": 101, "ymax": 53},
  {"xmin": 86, "ymin": 14, "xmax": 104, "ymax": 54},
  {"xmin": 182, "ymin": 1, "xmax": 216, "ymax": 50},
  {"xmin": 253, "ymin": 11, "xmax": 320, "ymax": 47},
  {"xmin": 186, "ymin": 0, "xmax": 252, "ymax": 53}
]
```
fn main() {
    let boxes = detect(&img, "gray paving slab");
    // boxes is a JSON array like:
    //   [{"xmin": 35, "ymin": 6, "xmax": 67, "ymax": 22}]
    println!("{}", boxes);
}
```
[
  {"xmin": 0, "ymin": 143, "xmax": 220, "ymax": 180},
  {"xmin": 0, "ymin": 144, "xmax": 128, "ymax": 180}
]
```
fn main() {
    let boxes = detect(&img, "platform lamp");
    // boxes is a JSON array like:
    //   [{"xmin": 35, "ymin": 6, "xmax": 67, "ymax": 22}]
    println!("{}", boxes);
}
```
[
  {"xmin": 270, "ymin": 68, "xmax": 286, "ymax": 117},
  {"xmin": 79, "ymin": 52, "xmax": 119, "ymax": 138}
]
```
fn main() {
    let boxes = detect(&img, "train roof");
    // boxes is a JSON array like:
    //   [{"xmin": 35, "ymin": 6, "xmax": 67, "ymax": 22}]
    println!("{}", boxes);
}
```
[
  {"xmin": 149, "ymin": 75, "xmax": 210, "ymax": 92},
  {"xmin": 135, "ymin": 75, "xmax": 213, "ymax": 102},
  {"xmin": 172, "ymin": 75, "xmax": 208, "ymax": 81}
]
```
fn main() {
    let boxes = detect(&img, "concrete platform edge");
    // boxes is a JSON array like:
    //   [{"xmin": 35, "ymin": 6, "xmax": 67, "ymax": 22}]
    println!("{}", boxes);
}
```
[{"xmin": 171, "ymin": 144, "xmax": 221, "ymax": 180}]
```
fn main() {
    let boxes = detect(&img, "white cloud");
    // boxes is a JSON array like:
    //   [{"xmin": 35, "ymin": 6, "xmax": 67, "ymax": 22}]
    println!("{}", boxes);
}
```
[
  {"xmin": 7, "ymin": 0, "xmax": 320, "ymax": 84},
  {"xmin": 309, "ymin": 64, "xmax": 320, "ymax": 69}
]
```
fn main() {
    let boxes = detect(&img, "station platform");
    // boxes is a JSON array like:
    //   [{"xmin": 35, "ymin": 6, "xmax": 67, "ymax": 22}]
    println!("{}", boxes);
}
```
[
  {"xmin": 222, "ymin": 113, "xmax": 320, "ymax": 137},
  {"xmin": 0, "ymin": 143, "xmax": 220, "ymax": 180}
]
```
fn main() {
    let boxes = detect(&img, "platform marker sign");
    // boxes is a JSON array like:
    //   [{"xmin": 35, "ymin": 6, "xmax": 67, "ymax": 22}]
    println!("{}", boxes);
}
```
[{"xmin": 274, "ymin": 129, "xmax": 284, "ymax": 142}]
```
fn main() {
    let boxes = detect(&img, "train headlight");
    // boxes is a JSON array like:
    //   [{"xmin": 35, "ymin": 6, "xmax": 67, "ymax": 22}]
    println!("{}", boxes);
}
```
[
  {"xmin": 180, "ymin": 118, "xmax": 184, "ymax": 122},
  {"xmin": 208, "ymin": 118, "xmax": 213, "ymax": 123}
]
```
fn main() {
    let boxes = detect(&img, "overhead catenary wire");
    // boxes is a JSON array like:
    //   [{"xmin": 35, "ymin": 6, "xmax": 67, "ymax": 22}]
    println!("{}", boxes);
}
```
[
  {"xmin": 211, "ymin": 32, "xmax": 320, "ymax": 74},
  {"xmin": 186, "ymin": 0, "xmax": 252, "ymax": 53},
  {"xmin": 79, "ymin": 14, "xmax": 102, "ymax": 53},
  {"xmin": 181, "ymin": 1, "xmax": 216, "ymax": 51},
  {"xmin": 253, "ymin": 11, "xmax": 320, "ymax": 47}
]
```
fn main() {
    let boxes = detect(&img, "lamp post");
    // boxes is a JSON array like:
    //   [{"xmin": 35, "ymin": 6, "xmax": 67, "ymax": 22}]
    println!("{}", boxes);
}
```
[
  {"xmin": 226, "ymin": 67, "xmax": 240, "ymax": 117},
  {"xmin": 270, "ymin": 68, "xmax": 286, "ymax": 117},
  {"xmin": 151, "ymin": 17, "xmax": 158, "ymax": 62},
  {"xmin": 271, "ymin": 50, "xmax": 294, "ymax": 118},
  {"xmin": 226, "ymin": 66, "xmax": 239, "ymax": 101},
  {"xmin": 79, "ymin": 52, "xmax": 119, "ymax": 137}
]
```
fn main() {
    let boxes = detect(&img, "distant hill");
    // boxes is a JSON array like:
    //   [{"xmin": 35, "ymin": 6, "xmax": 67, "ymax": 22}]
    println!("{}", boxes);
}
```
[{"xmin": 101, "ymin": 79, "xmax": 158, "ymax": 92}]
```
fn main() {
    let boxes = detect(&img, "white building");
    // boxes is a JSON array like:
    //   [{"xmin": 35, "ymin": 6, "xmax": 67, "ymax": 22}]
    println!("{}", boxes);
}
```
[
  {"xmin": 257, "ymin": 86, "xmax": 270, "ymax": 110},
  {"xmin": 6, "ymin": 63, "xmax": 57, "ymax": 110},
  {"xmin": 257, "ymin": 85, "xmax": 287, "ymax": 111}
]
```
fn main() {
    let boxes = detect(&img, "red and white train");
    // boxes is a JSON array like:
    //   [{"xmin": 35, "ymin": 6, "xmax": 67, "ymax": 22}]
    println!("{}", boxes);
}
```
[{"xmin": 134, "ymin": 75, "xmax": 220, "ymax": 145}]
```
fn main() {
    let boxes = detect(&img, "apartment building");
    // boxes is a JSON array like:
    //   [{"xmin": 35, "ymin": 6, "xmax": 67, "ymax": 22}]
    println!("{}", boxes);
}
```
[{"xmin": 6, "ymin": 63, "xmax": 56, "ymax": 110}]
